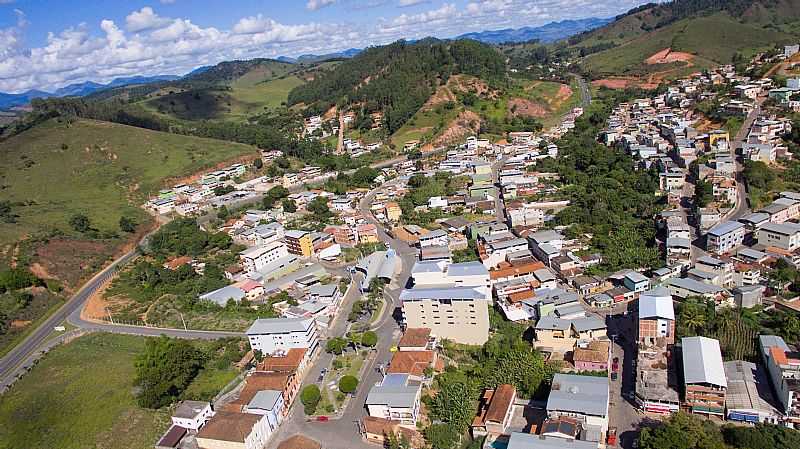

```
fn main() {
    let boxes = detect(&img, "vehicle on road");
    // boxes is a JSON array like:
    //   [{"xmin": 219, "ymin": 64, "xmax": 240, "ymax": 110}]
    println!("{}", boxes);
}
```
[
  {"xmin": 316, "ymin": 416, "xmax": 329, "ymax": 422},
  {"xmin": 607, "ymin": 427, "xmax": 618, "ymax": 446}
]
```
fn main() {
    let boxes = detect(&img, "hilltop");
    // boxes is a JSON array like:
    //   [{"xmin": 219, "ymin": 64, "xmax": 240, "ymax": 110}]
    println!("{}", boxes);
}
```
[{"xmin": 571, "ymin": 0, "xmax": 800, "ymax": 80}]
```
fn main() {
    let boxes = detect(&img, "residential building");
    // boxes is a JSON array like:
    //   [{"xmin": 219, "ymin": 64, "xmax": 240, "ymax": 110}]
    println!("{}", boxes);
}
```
[
  {"xmin": 240, "ymin": 241, "xmax": 289, "ymax": 273},
  {"xmin": 365, "ymin": 374, "xmax": 422, "ymax": 426},
  {"xmin": 195, "ymin": 411, "xmax": 272, "ymax": 449},
  {"xmin": 418, "ymin": 229, "xmax": 448, "ymax": 248},
  {"xmin": 760, "ymin": 335, "xmax": 800, "ymax": 427},
  {"xmin": 707, "ymin": 221, "xmax": 745, "ymax": 255},
  {"xmin": 505, "ymin": 432, "xmax": 597, "ymax": 449},
  {"xmin": 246, "ymin": 317, "xmax": 318, "ymax": 356},
  {"xmin": 573, "ymin": 340, "xmax": 610, "ymax": 372},
  {"xmin": 623, "ymin": 271, "xmax": 650, "ymax": 294},
  {"xmin": 384, "ymin": 202, "xmax": 402, "ymax": 222},
  {"xmin": 362, "ymin": 417, "xmax": 423, "ymax": 448},
  {"xmin": 244, "ymin": 390, "xmax": 285, "ymax": 432},
  {"xmin": 471, "ymin": 384, "xmax": 517, "ymax": 438},
  {"xmin": 756, "ymin": 222, "xmax": 800, "ymax": 251},
  {"xmin": 638, "ymin": 287, "xmax": 675, "ymax": 346},
  {"xmin": 398, "ymin": 328, "xmax": 434, "ymax": 351},
  {"xmin": 733, "ymin": 285, "xmax": 765, "ymax": 308},
  {"xmin": 664, "ymin": 277, "xmax": 725, "ymax": 302},
  {"xmin": 285, "ymin": 230, "xmax": 313, "ymax": 257},
  {"xmin": 682, "ymin": 336, "xmax": 727, "ymax": 416},
  {"xmin": 547, "ymin": 374, "xmax": 610, "ymax": 431},
  {"xmin": 399, "ymin": 285, "xmax": 490, "ymax": 345},
  {"xmin": 171, "ymin": 401, "xmax": 214, "ymax": 431},
  {"xmin": 355, "ymin": 250, "xmax": 398, "ymax": 292}
]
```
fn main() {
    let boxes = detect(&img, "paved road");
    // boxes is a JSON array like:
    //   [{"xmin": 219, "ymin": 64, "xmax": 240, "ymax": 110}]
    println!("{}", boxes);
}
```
[
  {"xmin": 575, "ymin": 74, "xmax": 592, "ymax": 108},
  {"xmin": 492, "ymin": 154, "xmax": 510, "ymax": 224},
  {"xmin": 0, "ymin": 249, "xmax": 138, "ymax": 387},
  {"xmin": 606, "ymin": 306, "xmax": 642, "ymax": 449},
  {"xmin": 266, "ymin": 180, "xmax": 417, "ymax": 449},
  {"xmin": 726, "ymin": 99, "xmax": 762, "ymax": 221}
]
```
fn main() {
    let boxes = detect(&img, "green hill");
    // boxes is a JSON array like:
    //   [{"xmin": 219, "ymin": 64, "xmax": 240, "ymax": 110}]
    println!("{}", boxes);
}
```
[
  {"xmin": 573, "ymin": 0, "xmax": 800, "ymax": 77},
  {"xmin": 288, "ymin": 38, "xmax": 507, "ymax": 134},
  {"xmin": 0, "ymin": 118, "xmax": 256, "ymax": 248}
]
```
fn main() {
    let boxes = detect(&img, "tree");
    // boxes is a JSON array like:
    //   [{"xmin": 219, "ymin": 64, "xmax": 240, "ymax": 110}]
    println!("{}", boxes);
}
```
[
  {"xmin": 361, "ymin": 330, "xmax": 378, "ymax": 347},
  {"xmin": 119, "ymin": 216, "xmax": 137, "ymax": 233},
  {"xmin": 424, "ymin": 424, "xmax": 460, "ymax": 449},
  {"xmin": 307, "ymin": 196, "xmax": 331, "ymax": 218},
  {"xmin": 638, "ymin": 412, "xmax": 726, "ymax": 449},
  {"xmin": 338, "ymin": 375, "xmax": 359, "ymax": 394},
  {"xmin": 262, "ymin": 185, "xmax": 290, "ymax": 209},
  {"xmin": 300, "ymin": 385, "xmax": 321, "ymax": 414},
  {"xmin": 723, "ymin": 423, "xmax": 800, "ymax": 449},
  {"xmin": 694, "ymin": 179, "xmax": 713, "ymax": 208},
  {"xmin": 253, "ymin": 158, "xmax": 263, "ymax": 169},
  {"xmin": 134, "ymin": 336, "xmax": 206, "ymax": 409},
  {"xmin": 216, "ymin": 205, "xmax": 229, "ymax": 220},
  {"xmin": 69, "ymin": 213, "xmax": 91, "ymax": 233},
  {"xmin": 281, "ymin": 198, "xmax": 297, "ymax": 213},
  {"xmin": 326, "ymin": 337, "xmax": 347, "ymax": 355}
]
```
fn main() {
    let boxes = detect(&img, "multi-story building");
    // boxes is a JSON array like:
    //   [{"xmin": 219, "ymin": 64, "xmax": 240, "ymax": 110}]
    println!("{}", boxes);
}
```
[
  {"xmin": 239, "ymin": 241, "xmax": 289, "ymax": 273},
  {"xmin": 682, "ymin": 336, "xmax": 727, "ymax": 416},
  {"xmin": 546, "ymin": 374, "xmax": 610, "ymax": 432},
  {"xmin": 638, "ymin": 287, "xmax": 675, "ymax": 346},
  {"xmin": 245, "ymin": 317, "xmax": 318, "ymax": 356},
  {"xmin": 401, "ymin": 261, "xmax": 491, "ymax": 345},
  {"xmin": 365, "ymin": 374, "xmax": 422, "ymax": 427},
  {"xmin": 706, "ymin": 221, "xmax": 745, "ymax": 255},
  {"xmin": 756, "ymin": 222, "xmax": 800, "ymax": 251},
  {"xmin": 760, "ymin": 335, "xmax": 800, "ymax": 428},
  {"xmin": 285, "ymin": 230, "xmax": 313, "ymax": 257}
]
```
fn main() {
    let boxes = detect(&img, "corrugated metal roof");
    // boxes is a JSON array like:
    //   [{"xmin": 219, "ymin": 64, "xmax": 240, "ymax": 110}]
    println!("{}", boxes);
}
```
[
  {"xmin": 546, "ymin": 374, "xmax": 609, "ymax": 417},
  {"xmin": 639, "ymin": 289, "xmax": 674, "ymax": 320},
  {"xmin": 399, "ymin": 286, "xmax": 487, "ymax": 301},
  {"xmin": 682, "ymin": 336, "xmax": 727, "ymax": 388},
  {"xmin": 708, "ymin": 220, "xmax": 744, "ymax": 237},
  {"xmin": 246, "ymin": 317, "xmax": 313, "ymax": 335}
]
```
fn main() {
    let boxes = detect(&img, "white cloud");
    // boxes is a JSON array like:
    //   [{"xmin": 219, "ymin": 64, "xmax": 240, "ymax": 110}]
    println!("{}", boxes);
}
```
[
  {"xmin": 160, "ymin": 0, "xmax": 176, "ymax": 4},
  {"xmin": 306, "ymin": 0, "xmax": 336, "ymax": 11},
  {"xmin": 0, "ymin": 1, "xmax": 655, "ymax": 93},
  {"xmin": 125, "ymin": 7, "xmax": 171, "ymax": 32},
  {"xmin": 398, "ymin": 0, "xmax": 429, "ymax": 6}
]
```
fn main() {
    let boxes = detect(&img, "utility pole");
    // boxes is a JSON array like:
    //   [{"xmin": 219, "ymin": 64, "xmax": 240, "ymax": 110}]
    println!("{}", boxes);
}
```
[
  {"xmin": 180, "ymin": 312, "xmax": 188, "ymax": 331},
  {"xmin": 105, "ymin": 307, "xmax": 114, "ymax": 325}
]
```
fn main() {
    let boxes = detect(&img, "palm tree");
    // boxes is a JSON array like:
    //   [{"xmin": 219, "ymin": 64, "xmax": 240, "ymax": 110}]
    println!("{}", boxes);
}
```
[{"xmin": 681, "ymin": 302, "xmax": 707, "ymax": 335}]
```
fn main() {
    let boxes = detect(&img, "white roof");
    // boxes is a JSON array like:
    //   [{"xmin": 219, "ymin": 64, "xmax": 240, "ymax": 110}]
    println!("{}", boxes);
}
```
[
  {"xmin": 246, "ymin": 317, "xmax": 313, "ymax": 335},
  {"xmin": 682, "ymin": 336, "xmax": 727, "ymax": 388},
  {"xmin": 638, "ymin": 288, "xmax": 674, "ymax": 320}
]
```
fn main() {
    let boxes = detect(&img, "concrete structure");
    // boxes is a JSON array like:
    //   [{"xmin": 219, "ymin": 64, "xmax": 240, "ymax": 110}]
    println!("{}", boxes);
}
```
[
  {"xmin": 365, "ymin": 374, "xmax": 422, "ymax": 426},
  {"xmin": 760, "ymin": 335, "xmax": 800, "ymax": 428},
  {"xmin": 707, "ymin": 221, "xmax": 745, "ymax": 255},
  {"xmin": 471, "ymin": 384, "xmax": 517, "ymax": 438},
  {"xmin": 399, "ymin": 285, "xmax": 490, "ymax": 345},
  {"xmin": 546, "ymin": 374, "xmax": 609, "ymax": 431},
  {"xmin": 682, "ymin": 336, "xmax": 727, "ymax": 416},
  {"xmin": 195, "ymin": 411, "xmax": 272, "ymax": 449},
  {"xmin": 244, "ymin": 390, "xmax": 285, "ymax": 432},
  {"xmin": 756, "ymin": 222, "xmax": 800, "ymax": 251},
  {"xmin": 733, "ymin": 285, "xmax": 765, "ymax": 309},
  {"xmin": 240, "ymin": 241, "xmax": 289, "ymax": 273},
  {"xmin": 724, "ymin": 360, "xmax": 781, "ymax": 424},
  {"xmin": 245, "ymin": 317, "xmax": 318, "ymax": 356},
  {"xmin": 638, "ymin": 287, "xmax": 675, "ymax": 346},
  {"xmin": 506, "ymin": 432, "xmax": 597, "ymax": 449},
  {"xmin": 172, "ymin": 400, "xmax": 214, "ymax": 431},
  {"xmin": 355, "ymin": 250, "xmax": 398, "ymax": 292},
  {"xmin": 285, "ymin": 230, "xmax": 313, "ymax": 257}
]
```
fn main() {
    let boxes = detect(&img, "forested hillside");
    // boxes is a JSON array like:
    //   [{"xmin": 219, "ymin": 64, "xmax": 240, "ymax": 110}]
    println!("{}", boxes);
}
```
[{"xmin": 287, "ymin": 39, "xmax": 506, "ymax": 133}]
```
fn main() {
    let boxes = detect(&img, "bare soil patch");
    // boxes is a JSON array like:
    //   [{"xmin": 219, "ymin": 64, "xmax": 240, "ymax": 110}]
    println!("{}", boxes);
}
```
[
  {"xmin": 645, "ymin": 48, "xmax": 694, "ymax": 65},
  {"xmin": 508, "ymin": 98, "xmax": 548, "ymax": 118},
  {"xmin": 433, "ymin": 110, "xmax": 481, "ymax": 147},
  {"xmin": 33, "ymin": 239, "xmax": 117, "ymax": 291}
]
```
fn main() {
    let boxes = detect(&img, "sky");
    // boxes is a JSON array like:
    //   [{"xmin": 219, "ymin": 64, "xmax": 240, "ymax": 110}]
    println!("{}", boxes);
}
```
[{"xmin": 0, "ymin": 0, "xmax": 653, "ymax": 93}]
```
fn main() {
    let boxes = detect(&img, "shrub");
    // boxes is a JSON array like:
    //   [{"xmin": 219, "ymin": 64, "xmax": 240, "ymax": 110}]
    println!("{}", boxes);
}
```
[{"xmin": 338, "ymin": 375, "xmax": 358, "ymax": 394}]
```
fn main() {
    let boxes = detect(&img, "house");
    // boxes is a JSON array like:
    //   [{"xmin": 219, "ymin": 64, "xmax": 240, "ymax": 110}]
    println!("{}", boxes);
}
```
[
  {"xmin": 172, "ymin": 400, "xmax": 214, "ymax": 431},
  {"xmin": 623, "ymin": 271, "xmax": 649, "ymax": 294},
  {"xmin": 418, "ymin": 229, "xmax": 448, "ymax": 248},
  {"xmin": 246, "ymin": 317, "xmax": 318, "ymax": 356},
  {"xmin": 200, "ymin": 285, "xmax": 246, "ymax": 306},
  {"xmin": 756, "ymin": 222, "xmax": 800, "ymax": 251},
  {"xmin": 386, "ymin": 350, "xmax": 442, "ymax": 380},
  {"xmin": 573, "ymin": 340, "xmax": 610, "ymax": 371},
  {"xmin": 195, "ymin": 411, "xmax": 272, "ymax": 449},
  {"xmin": 398, "ymin": 328, "xmax": 434, "ymax": 351},
  {"xmin": 733, "ymin": 285, "xmax": 765, "ymax": 308},
  {"xmin": 357, "ymin": 223, "xmax": 380, "ymax": 244},
  {"xmin": 243, "ymin": 390, "xmax": 285, "ymax": 432},
  {"xmin": 665, "ymin": 277, "xmax": 725, "ymax": 302},
  {"xmin": 365, "ymin": 374, "xmax": 423, "ymax": 426},
  {"xmin": 534, "ymin": 315, "xmax": 606, "ymax": 351},
  {"xmin": 505, "ymin": 432, "xmax": 597, "ymax": 449},
  {"xmin": 362, "ymin": 417, "xmax": 423, "ymax": 448},
  {"xmin": 547, "ymin": 374, "xmax": 610, "ymax": 431},
  {"xmin": 707, "ymin": 221, "xmax": 745, "ymax": 255},
  {"xmin": 682, "ymin": 336, "xmax": 727, "ymax": 416},
  {"xmin": 638, "ymin": 287, "xmax": 675, "ymax": 345},
  {"xmin": 384, "ymin": 202, "xmax": 402, "ymax": 222},
  {"xmin": 307, "ymin": 284, "xmax": 340, "ymax": 305},
  {"xmin": 471, "ymin": 384, "xmax": 517, "ymax": 438}
]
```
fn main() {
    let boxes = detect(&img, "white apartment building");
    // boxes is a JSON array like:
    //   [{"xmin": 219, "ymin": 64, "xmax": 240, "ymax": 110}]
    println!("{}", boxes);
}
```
[
  {"xmin": 239, "ymin": 241, "xmax": 289, "ymax": 273},
  {"xmin": 245, "ymin": 317, "xmax": 318, "ymax": 355},
  {"xmin": 706, "ymin": 221, "xmax": 745, "ymax": 255}
]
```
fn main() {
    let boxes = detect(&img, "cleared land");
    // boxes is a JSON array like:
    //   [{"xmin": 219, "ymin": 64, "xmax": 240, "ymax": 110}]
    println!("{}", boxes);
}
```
[{"xmin": 0, "ymin": 333, "xmax": 170, "ymax": 449}]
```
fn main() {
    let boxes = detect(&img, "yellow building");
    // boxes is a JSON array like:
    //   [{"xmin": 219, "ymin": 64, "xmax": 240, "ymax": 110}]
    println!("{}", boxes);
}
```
[
  {"xmin": 285, "ymin": 230, "xmax": 313, "ymax": 257},
  {"xmin": 384, "ymin": 202, "xmax": 402, "ymax": 222},
  {"xmin": 708, "ymin": 130, "xmax": 730, "ymax": 148}
]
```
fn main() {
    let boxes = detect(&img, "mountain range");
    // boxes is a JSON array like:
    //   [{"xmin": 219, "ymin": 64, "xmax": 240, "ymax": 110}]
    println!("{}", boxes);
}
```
[
  {"xmin": 454, "ymin": 17, "xmax": 613, "ymax": 44},
  {"xmin": 0, "ymin": 75, "xmax": 181, "ymax": 110}
]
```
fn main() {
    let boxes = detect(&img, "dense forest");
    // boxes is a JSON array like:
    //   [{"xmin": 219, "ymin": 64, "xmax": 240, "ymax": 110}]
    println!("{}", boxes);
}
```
[{"xmin": 287, "ymin": 39, "xmax": 507, "ymax": 133}]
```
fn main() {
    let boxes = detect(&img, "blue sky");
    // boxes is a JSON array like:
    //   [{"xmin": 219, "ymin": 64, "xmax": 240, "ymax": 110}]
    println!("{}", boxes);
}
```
[{"xmin": 0, "ymin": 0, "xmax": 652, "ymax": 92}]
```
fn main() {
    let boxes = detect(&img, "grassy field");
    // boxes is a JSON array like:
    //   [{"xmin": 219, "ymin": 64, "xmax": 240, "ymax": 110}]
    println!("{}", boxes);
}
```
[
  {"xmin": 390, "ymin": 102, "xmax": 462, "ymax": 149},
  {"xmin": 584, "ymin": 13, "xmax": 792, "ymax": 76},
  {"xmin": 0, "ymin": 118, "xmax": 257, "ymax": 247},
  {"xmin": 228, "ymin": 75, "xmax": 305, "ymax": 117},
  {"xmin": 0, "ymin": 333, "xmax": 171, "ymax": 449}
]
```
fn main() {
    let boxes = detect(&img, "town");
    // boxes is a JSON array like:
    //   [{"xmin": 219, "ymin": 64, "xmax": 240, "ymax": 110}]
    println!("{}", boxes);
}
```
[{"xmin": 105, "ymin": 43, "xmax": 800, "ymax": 449}]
